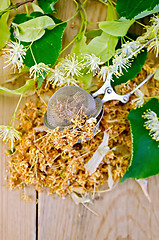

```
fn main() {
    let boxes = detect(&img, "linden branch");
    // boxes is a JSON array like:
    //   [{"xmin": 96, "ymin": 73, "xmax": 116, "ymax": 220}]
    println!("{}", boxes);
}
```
[{"xmin": 0, "ymin": 0, "xmax": 35, "ymax": 17}]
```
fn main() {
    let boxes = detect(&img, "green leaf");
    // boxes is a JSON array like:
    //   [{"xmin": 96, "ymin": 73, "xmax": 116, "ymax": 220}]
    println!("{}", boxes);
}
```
[
  {"xmin": 112, "ymin": 50, "xmax": 147, "ymax": 87},
  {"xmin": 134, "ymin": 4, "xmax": 159, "ymax": 20},
  {"xmin": 87, "ymin": 32, "xmax": 118, "ymax": 62},
  {"xmin": 116, "ymin": 0, "xmax": 159, "ymax": 20},
  {"xmin": 121, "ymin": 98, "xmax": 159, "ymax": 182},
  {"xmin": 0, "ymin": 79, "xmax": 35, "ymax": 95},
  {"xmin": 154, "ymin": 68, "xmax": 159, "ymax": 81},
  {"xmin": 85, "ymin": 29, "xmax": 102, "ymax": 39},
  {"xmin": 0, "ymin": 0, "xmax": 10, "ymax": 49},
  {"xmin": 0, "ymin": 13, "xmax": 10, "ymax": 49},
  {"xmin": 37, "ymin": 0, "xmax": 58, "ymax": 14},
  {"xmin": 71, "ymin": 35, "xmax": 88, "ymax": 58},
  {"xmin": 14, "ymin": 15, "xmax": 55, "ymax": 42},
  {"xmin": 37, "ymin": 76, "xmax": 44, "ymax": 89},
  {"xmin": 99, "ymin": 18, "xmax": 134, "ymax": 37},
  {"xmin": 12, "ymin": 14, "xmax": 67, "ymax": 67},
  {"xmin": 24, "ymin": 21, "xmax": 67, "ymax": 67}
]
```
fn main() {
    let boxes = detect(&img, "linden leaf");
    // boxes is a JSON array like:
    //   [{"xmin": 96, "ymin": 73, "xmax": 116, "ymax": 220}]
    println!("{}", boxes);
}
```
[
  {"xmin": 0, "ymin": 13, "xmax": 10, "ymax": 49},
  {"xmin": 0, "ymin": 79, "xmax": 35, "ymax": 95},
  {"xmin": 99, "ymin": 18, "xmax": 134, "ymax": 37},
  {"xmin": 116, "ymin": 0, "xmax": 159, "ymax": 20},
  {"xmin": 37, "ymin": 76, "xmax": 44, "ymax": 89},
  {"xmin": 37, "ymin": 0, "xmax": 58, "ymax": 14},
  {"xmin": 121, "ymin": 98, "xmax": 159, "ymax": 182},
  {"xmin": 87, "ymin": 32, "xmax": 118, "ymax": 63},
  {"xmin": 14, "ymin": 16, "xmax": 55, "ymax": 42},
  {"xmin": 24, "ymin": 21, "xmax": 67, "ymax": 67},
  {"xmin": 11, "ymin": 14, "xmax": 67, "ymax": 67},
  {"xmin": 133, "ymin": 4, "xmax": 159, "ymax": 20}
]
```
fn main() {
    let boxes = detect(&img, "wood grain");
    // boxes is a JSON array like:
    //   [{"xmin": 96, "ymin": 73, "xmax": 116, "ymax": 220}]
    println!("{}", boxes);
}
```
[
  {"xmin": 38, "ymin": 2, "xmax": 159, "ymax": 240},
  {"xmin": 0, "ymin": 55, "xmax": 36, "ymax": 240},
  {"xmin": 0, "ymin": 1, "xmax": 159, "ymax": 240},
  {"xmin": 38, "ymin": 177, "xmax": 159, "ymax": 240}
]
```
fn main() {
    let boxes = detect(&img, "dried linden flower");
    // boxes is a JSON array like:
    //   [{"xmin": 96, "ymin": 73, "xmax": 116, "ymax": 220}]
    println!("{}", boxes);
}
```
[{"xmin": 84, "ymin": 131, "xmax": 110, "ymax": 175}]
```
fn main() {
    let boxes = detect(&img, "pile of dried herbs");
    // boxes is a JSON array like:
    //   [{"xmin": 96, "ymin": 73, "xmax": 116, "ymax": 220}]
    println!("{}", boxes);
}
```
[{"xmin": 6, "ymin": 61, "xmax": 158, "ymax": 200}]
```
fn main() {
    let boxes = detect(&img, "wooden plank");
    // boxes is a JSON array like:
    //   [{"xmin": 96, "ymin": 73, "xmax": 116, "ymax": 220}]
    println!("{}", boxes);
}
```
[
  {"xmin": 0, "ymin": 55, "xmax": 36, "ymax": 240},
  {"xmin": 38, "ymin": 177, "xmax": 159, "ymax": 240},
  {"xmin": 38, "ymin": 1, "xmax": 159, "ymax": 240}
]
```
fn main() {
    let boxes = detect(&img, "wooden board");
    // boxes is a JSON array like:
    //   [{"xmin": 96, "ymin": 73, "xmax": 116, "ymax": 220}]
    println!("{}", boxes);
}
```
[
  {"xmin": 0, "ymin": 57, "xmax": 36, "ymax": 240},
  {"xmin": 0, "ymin": 1, "xmax": 159, "ymax": 239},
  {"xmin": 38, "ymin": 177, "xmax": 159, "ymax": 240}
]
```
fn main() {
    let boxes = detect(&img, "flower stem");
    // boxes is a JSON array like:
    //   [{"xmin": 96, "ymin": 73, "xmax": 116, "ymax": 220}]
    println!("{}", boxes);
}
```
[
  {"xmin": 135, "ymin": 20, "xmax": 146, "ymax": 28},
  {"xmin": 0, "ymin": 0, "xmax": 34, "ymax": 17},
  {"xmin": 60, "ymin": 0, "xmax": 88, "ymax": 55},
  {"xmin": 25, "ymin": 3, "xmax": 29, "ymax": 16},
  {"xmin": 125, "ymin": 35, "xmax": 134, "ymax": 42},
  {"xmin": 30, "ymin": 46, "xmax": 37, "ymax": 64},
  {"xmin": 60, "ymin": 35, "xmax": 79, "ymax": 54},
  {"xmin": 144, "ymin": 96, "xmax": 159, "ymax": 100},
  {"xmin": 10, "ymin": 94, "xmax": 23, "ymax": 127}
]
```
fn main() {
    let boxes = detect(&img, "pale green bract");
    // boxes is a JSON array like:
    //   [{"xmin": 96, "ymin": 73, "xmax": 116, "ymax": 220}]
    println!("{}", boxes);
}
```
[
  {"xmin": 0, "ymin": 79, "xmax": 35, "ymax": 95},
  {"xmin": 31, "ymin": 2, "xmax": 44, "ymax": 13},
  {"xmin": 154, "ymin": 68, "xmax": 159, "ymax": 81},
  {"xmin": 106, "ymin": 4, "xmax": 118, "ymax": 21},
  {"xmin": 71, "ymin": 35, "xmax": 89, "ymax": 59},
  {"xmin": 13, "ymin": 16, "xmax": 55, "ymax": 42},
  {"xmin": 87, "ymin": 32, "xmax": 118, "ymax": 62},
  {"xmin": 0, "ymin": 0, "xmax": 10, "ymax": 11},
  {"xmin": 99, "ymin": 18, "xmax": 134, "ymax": 37}
]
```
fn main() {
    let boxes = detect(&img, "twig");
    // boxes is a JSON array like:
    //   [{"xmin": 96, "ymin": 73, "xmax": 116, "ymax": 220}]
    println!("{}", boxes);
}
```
[{"xmin": 0, "ymin": 0, "xmax": 35, "ymax": 17}]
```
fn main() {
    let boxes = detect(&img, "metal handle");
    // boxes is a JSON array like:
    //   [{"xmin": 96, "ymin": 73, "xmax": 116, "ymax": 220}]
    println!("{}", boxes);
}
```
[
  {"xmin": 101, "ymin": 87, "xmax": 130, "ymax": 103},
  {"xmin": 92, "ymin": 74, "xmax": 154, "ymax": 104}
]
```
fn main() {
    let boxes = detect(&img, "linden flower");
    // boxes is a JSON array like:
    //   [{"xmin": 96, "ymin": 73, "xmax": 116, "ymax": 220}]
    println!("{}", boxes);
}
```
[
  {"xmin": 47, "ymin": 67, "xmax": 65, "ymax": 87},
  {"xmin": 0, "ymin": 125, "xmax": 21, "ymax": 151},
  {"xmin": 141, "ymin": 15, "xmax": 159, "ymax": 56},
  {"xmin": 142, "ymin": 109, "xmax": 159, "ymax": 142},
  {"xmin": 3, "ymin": 41, "xmax": 26, "ymax": 72},
  {"xmin": 142, "ymin": 109, "xmax": 159, "ymax": 130},
  {"xmin": 30, "ymin": 63, "xmax": 51, "ymax": 79},
  {"xmin": 148, "ymin": 39, "xmax": 159, "ymax": 57},
  {"xmin": 47, "ymin": 66, "xmax": 78, "ymax": 87},
  {"xmin": 112, "ymin": 55, "xmax": 131, "ymax": 77},
  {"xmin": 98, "ymin": 66, "xmax": 114, "ymax": 81},
  {"xmin": 61, "ymin": 77, "xmax": 78, "ymax": 86},
  {"xmin": 120, "ymin": 41, "xmax": 141, "ymax": 57},
  {"xmin": 150, "ymin": 15, "xmax": 159, "ymax": 34},
  {"xmin": 61, "ymin": 54, "xmax": 83, "ymax": 77},
  {"xmin": 84, "ymin": 54, "xmax": 102, "ymax": 74},
  {"xmin": 132, "ymin": 89, "xmax": 145, "ymax": 108}
]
